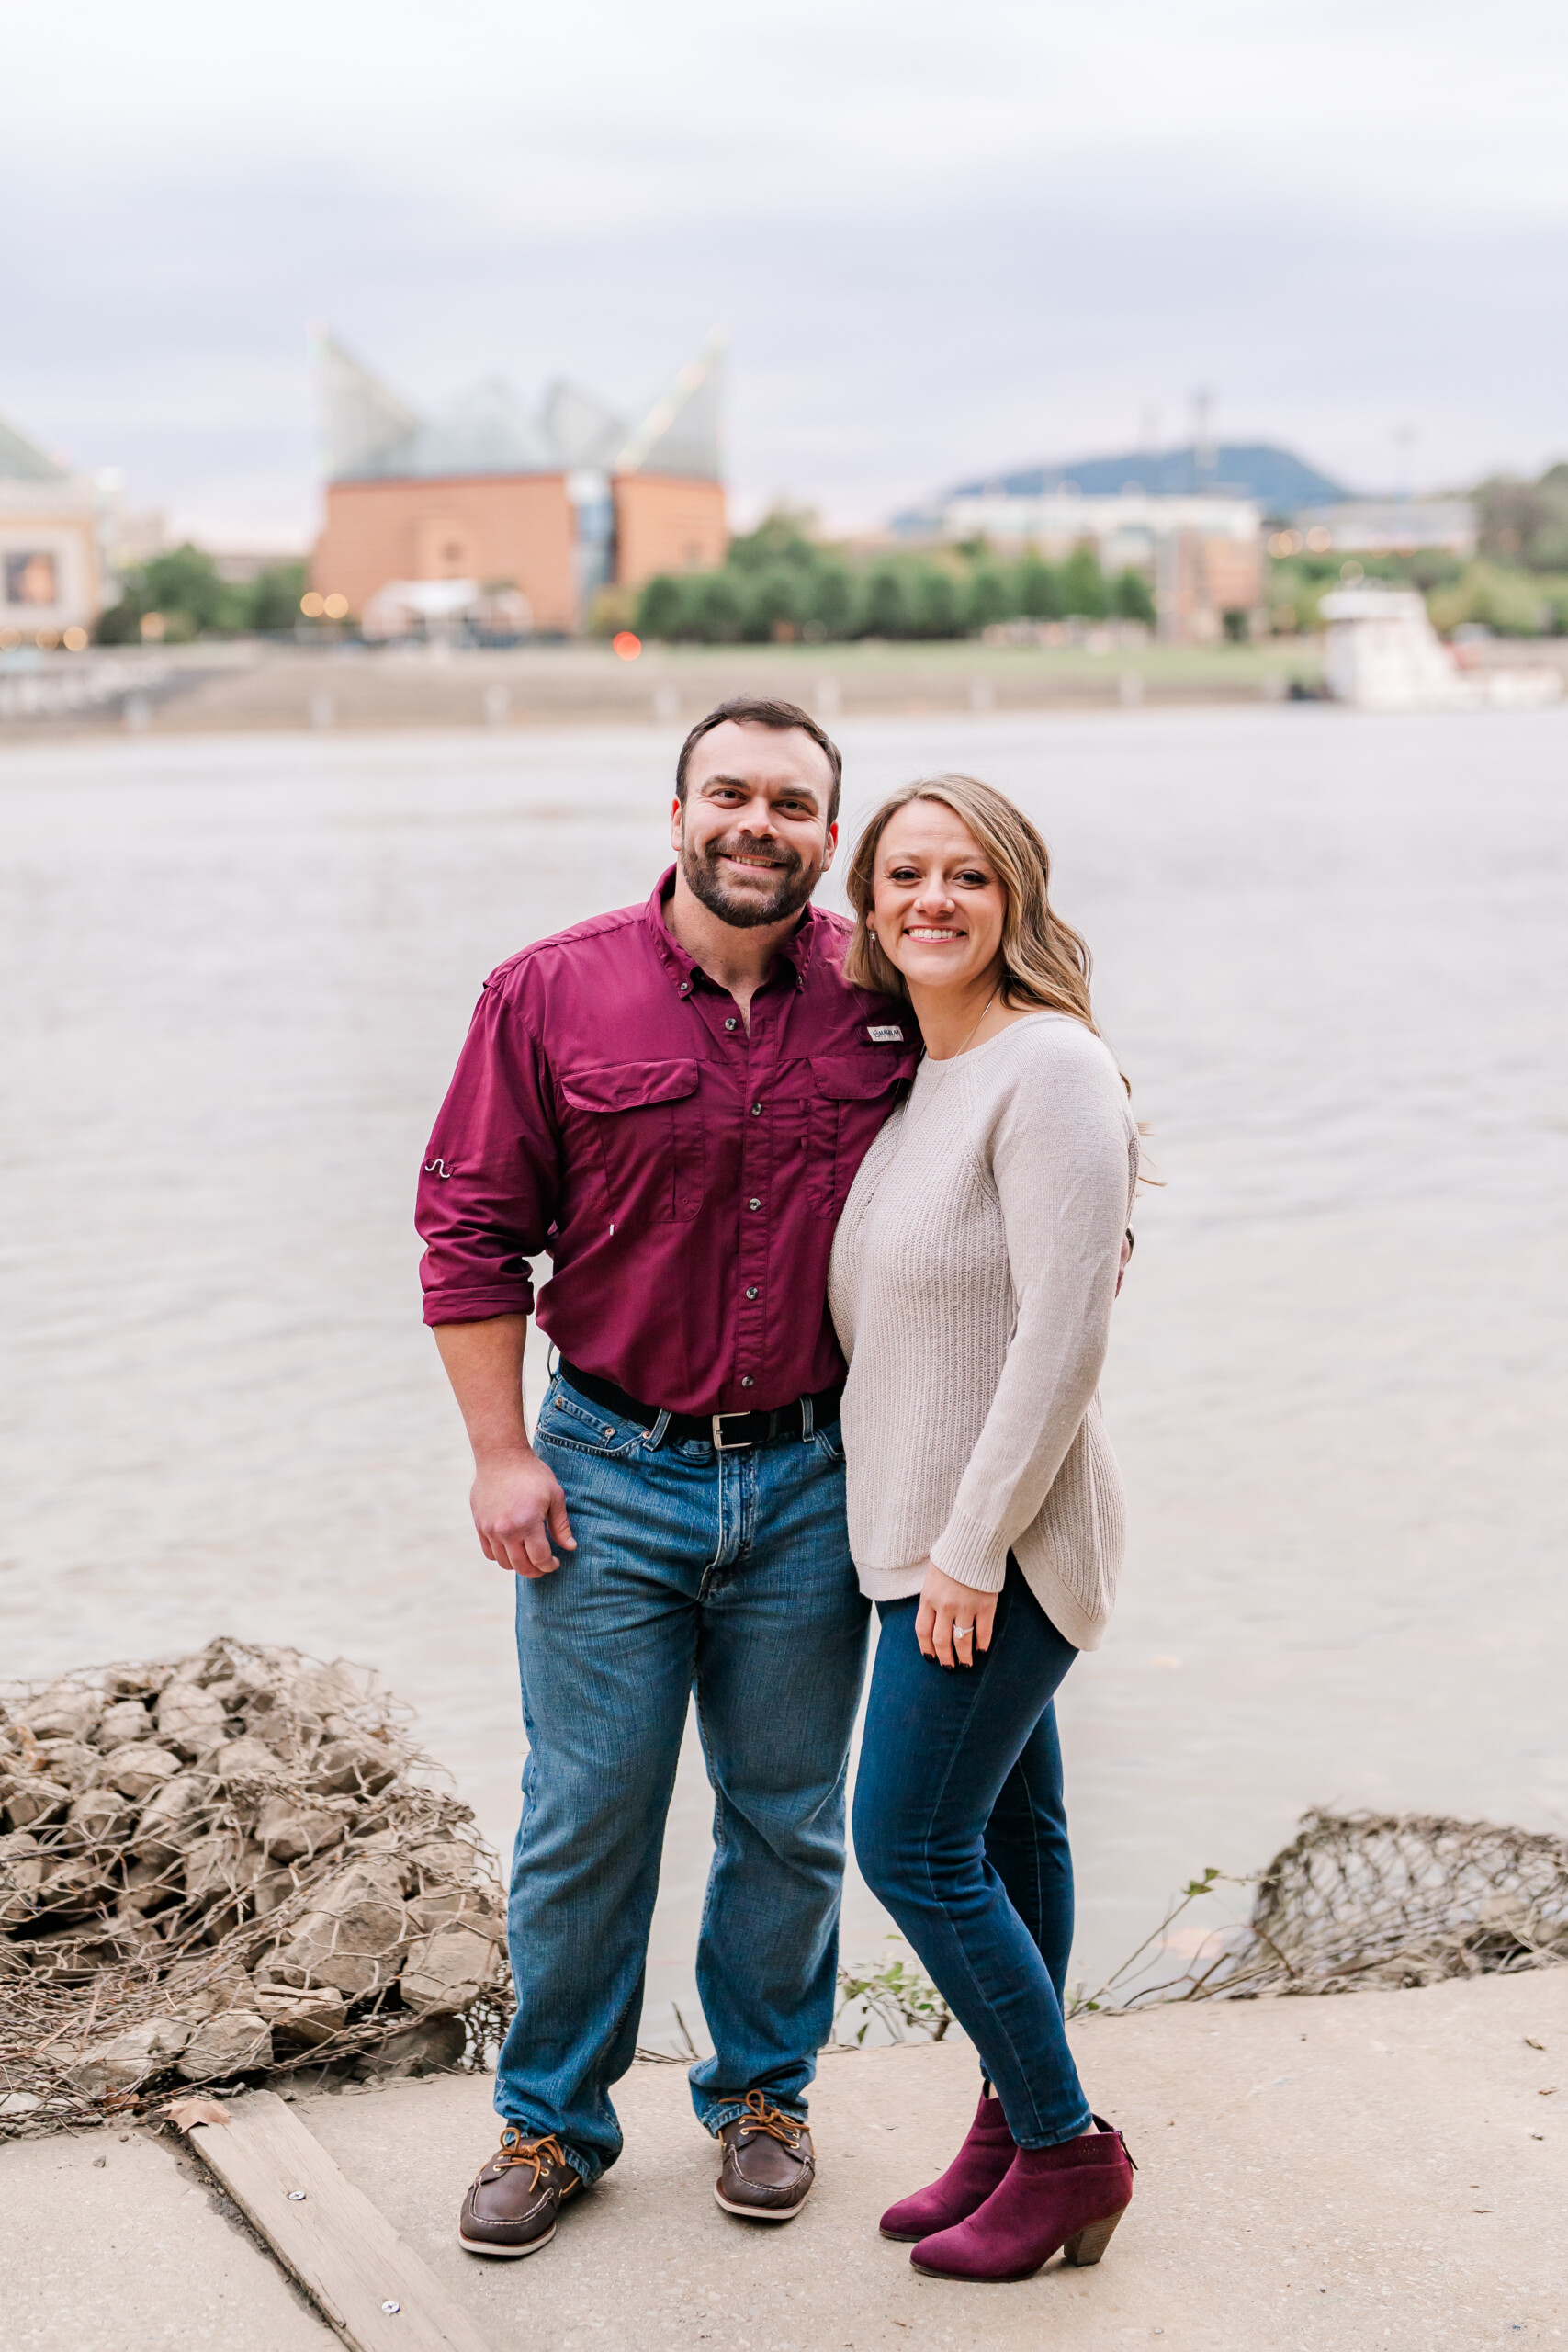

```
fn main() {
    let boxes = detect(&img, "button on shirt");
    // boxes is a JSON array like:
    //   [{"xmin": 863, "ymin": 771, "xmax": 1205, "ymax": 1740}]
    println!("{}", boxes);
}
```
[{"xmin": 417, "ymin": 869, "xmax": 918, "ymax": 1415}]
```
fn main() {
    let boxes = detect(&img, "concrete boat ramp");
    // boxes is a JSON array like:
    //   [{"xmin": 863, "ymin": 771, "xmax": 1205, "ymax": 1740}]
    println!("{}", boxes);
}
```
[{"xmin": 2, "ymin": 1971, "xmax": 1562, "ymax": 2352}]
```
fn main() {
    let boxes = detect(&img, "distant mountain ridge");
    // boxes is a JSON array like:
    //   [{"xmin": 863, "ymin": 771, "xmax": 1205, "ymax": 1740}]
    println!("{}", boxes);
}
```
[{"xmin": 942, "ymin": 442, "xmax": 1350, "ymax": 510}]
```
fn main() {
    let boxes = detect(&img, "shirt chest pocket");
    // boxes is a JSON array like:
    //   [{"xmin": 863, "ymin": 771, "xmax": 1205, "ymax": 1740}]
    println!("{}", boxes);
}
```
[
  {"xmin": 558, "ymin": 1058, "xmax": 705, "ymax": 1225},
  {"xmin": 797, "ymin": 1054, "xmax": 912, "ymax": 1222}
]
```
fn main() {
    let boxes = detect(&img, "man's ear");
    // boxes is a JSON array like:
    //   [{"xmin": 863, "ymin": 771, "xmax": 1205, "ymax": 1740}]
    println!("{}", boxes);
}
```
[
  {"xmin": 670, "ymin": 794, "xmax": 683, "ymax": 851},
  {"xmin": 818, "ymin": 820, "xmax": 840, "ymax": 876}
]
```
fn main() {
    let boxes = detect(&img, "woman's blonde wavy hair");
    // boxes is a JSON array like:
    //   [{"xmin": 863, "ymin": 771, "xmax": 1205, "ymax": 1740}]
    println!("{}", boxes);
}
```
[{"xmin": 842, "ymin": 774, "xmax": 1100, "ymax": 1035}]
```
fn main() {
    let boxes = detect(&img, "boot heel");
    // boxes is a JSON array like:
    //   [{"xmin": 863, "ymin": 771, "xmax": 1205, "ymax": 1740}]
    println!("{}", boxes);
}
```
[{"xmin": 1063, "ymin": 2204, "xmax": 1127, "ymax": 2267}]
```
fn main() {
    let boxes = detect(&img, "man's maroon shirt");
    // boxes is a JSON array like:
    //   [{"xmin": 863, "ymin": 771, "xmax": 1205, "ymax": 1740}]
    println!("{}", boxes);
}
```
[{"xmin": 417, "ymin": 869, "xmax": 918, "ymax": 1416}]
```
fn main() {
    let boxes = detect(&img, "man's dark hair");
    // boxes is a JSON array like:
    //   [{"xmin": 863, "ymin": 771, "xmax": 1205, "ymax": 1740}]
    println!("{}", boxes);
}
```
[{"xmin": 675, "ymin": 697, "xmax": 843, "ymax": 827}]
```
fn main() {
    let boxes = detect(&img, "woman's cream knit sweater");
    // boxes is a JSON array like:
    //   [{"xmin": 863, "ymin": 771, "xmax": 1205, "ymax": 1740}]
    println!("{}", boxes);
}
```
[{"xmin": 828, "ymin": 1012, "xmax": 1139, "ymax": 1652}]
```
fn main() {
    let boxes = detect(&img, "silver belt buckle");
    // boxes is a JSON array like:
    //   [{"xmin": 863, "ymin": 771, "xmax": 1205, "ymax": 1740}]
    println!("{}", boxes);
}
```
[{"xmin": 712, "ymin": 1411, "xmax": 754, "ymax": 1452}]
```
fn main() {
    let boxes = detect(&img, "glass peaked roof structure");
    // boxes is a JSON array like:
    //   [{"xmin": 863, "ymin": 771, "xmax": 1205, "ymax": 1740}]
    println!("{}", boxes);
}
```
[
  {"xmin": 0, "ymin": 410, "xmax": 71, "ymax": 483},
  {"xmin": 316, "ymin": 332, "xmax": 726, "ymax": 485}
]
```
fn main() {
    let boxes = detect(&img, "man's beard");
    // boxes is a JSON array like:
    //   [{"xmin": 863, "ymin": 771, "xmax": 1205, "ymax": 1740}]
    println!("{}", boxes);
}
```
[{"xmin": 679, "ymin": 828, "xmax": 819, "ymax": 930}]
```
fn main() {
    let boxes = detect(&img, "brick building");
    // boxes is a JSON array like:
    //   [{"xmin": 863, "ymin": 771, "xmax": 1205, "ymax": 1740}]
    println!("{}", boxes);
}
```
[{"xmin": 311, "ymin": 335, "xmax": 728, "ymax": 634}]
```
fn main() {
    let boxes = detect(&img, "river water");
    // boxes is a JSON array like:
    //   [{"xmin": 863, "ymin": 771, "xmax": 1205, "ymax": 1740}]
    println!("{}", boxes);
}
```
[{"xmin": 3, "ymin": 707, "xmax": 1565, "ymax": 2036}]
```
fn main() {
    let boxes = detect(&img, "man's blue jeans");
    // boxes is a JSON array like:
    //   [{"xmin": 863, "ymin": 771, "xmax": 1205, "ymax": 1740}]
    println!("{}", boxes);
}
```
[
  {"xmin": 492, "ymin": 1373, "xmax": 870, "ymax": 2183},
  {"xmin": 852, "ymin": 1563, "xmax": 1094, "ymax": 2150}
]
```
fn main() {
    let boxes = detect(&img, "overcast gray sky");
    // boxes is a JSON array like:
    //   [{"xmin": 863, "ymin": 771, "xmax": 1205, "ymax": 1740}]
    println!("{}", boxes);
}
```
[{"xmin": 6, "ymin": 0, "xmax": 1565, "ymax": 546}]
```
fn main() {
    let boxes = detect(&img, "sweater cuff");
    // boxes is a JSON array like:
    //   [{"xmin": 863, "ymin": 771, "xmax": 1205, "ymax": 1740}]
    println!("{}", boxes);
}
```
[{"xmin": 929, "ymin": 1509, "xmax": 1010, "ymax": 1593}]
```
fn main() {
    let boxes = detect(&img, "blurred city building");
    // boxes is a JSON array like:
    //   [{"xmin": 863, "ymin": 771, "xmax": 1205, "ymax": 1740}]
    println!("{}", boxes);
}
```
[
  {"xmin": 900, "ymin": 482, "xmax": 1264, "ymax": 643},
  {"xmin": 311, "ymin": 334, "xmax": 728, "ymax": 633},
  {"xmin": 891, "ymin": 439, "xmax": 1373, "ymax": 640},
  {"xmin": 1284, "ymin": 500, "xmax": 1478, "ymax": 558},
  {"xmin": 0, "ymin": 408, "xmax": 122, "ymax": 644}
]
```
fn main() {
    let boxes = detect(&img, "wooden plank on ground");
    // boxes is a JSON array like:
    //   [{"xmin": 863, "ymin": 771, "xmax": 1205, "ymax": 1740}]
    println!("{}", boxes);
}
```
[{"xmin": 176, "ymin": 2089, "xmax": 493, "ymax": 2352}]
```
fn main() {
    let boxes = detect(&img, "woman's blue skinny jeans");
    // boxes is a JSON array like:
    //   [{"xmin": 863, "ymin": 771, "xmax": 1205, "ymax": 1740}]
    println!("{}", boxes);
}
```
[{"xmin": 852, "ymin": 1560, "xmax": 1094, "ymax": 2149}]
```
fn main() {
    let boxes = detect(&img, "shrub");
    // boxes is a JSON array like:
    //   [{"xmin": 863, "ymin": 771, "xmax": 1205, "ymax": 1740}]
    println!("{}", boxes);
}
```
[
  {"xmin": 1266, "ymin": 562, "xmax": 1328, "ymax": 633},
  {"xmin": 1474, "ymin": 468, "xmax": 1568, "ymax": 572},
  {"xmin": 637, "ymin": 574, "xmax": 688, "ymax": 640},
  {"xmin": 965, "ymin": 566, "xmax": 1011, "ymax": 631},
  {"xmin": 96, "ymin": 546, "xmax": 304, "ymax": 641},
  {"xmin": 1014, "ymin": 553, "xmax": 1061, "ymax": 620},
  {"xmin": 727, "ymin": 509, "xmax": 818, "ymax": 575},
  {"xmin": 860, "ymin": 567, "xmax": 909, "ymax": 639},
  {"xmin": 94, "ymin": 594, "xmax": 147, "ymax": 646},
  {"xmin": 1059, "ymin": 543, "xmax": 1110, "ymax": 620},
  {"xmin": 1427, "ymin": 560, "xmax": 1556, "ymax": 638},
  {"xmin": 744, "ymin": 566, "xmax": 807, "ymax": 643},
  {"xmin": 1109, "ymin": 568, "xmax": 1156, "ymax": 626},
  {"xmin": 910, "ymin": 567, "xmax": 963, "ymax": 639},
  {"xmin": 693, "ymin": 573, "xmax": 745, "ymax": 643},
  {"xmin": 141, "ymin": 545, "xmax": 244, "ymax": 634},
  {"xmin": 246, "ymin": 563, "xmax": 307, "ymax": 633},
  {"xmin": 1407, "ymin": 549, "xmax": 1465, "ymax": 593},
  {"xmin": 808, "ymin": 564, "xmax": 855, "ymax": 639}
]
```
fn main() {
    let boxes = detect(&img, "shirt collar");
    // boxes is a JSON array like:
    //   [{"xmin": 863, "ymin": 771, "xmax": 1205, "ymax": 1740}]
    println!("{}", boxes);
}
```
[{"xmin": 646, "ymin": 865, "xmax": 818, "ymax": 993}]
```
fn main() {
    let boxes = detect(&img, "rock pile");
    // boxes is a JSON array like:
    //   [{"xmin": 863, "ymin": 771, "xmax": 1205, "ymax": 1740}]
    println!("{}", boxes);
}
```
[{"xmin": 0, "ymin": 1640, "xmax": 509, "ymax": 2136}]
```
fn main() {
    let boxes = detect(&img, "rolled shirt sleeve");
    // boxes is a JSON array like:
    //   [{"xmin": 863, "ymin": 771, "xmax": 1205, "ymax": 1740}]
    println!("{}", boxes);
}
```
[
  {"xmin": 414, "ymin": 880, "xmax": 916, "ymax": 1408},
  {"xmin": 417, "ymin": 976, "xmax": 561, "ymax": 1325}
]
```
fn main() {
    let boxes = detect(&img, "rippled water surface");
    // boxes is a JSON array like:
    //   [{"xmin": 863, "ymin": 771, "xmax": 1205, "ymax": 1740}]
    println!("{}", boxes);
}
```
[{"xmin": 3, "ymin": 708, "xmax": 1565, "ymax": 2024}]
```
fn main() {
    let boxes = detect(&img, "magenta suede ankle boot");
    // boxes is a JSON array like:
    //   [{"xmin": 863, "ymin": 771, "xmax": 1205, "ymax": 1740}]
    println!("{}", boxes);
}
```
[
  {"xmin": 879, "ymin": 2089, "xmax": 1016, "ymax": 2241},
  {"xmin": 910, "ymin": 2116, "xmax": 1134, "ymax": 2282}
]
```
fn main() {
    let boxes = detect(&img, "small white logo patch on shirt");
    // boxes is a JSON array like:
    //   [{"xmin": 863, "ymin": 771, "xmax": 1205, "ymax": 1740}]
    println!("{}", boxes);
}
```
[{"xmin": 866, "ymin": 1024, "xmax": 904, "ymax": 1043}]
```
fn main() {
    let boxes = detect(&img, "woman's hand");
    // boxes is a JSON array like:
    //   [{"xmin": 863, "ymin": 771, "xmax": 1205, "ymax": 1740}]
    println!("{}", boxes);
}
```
[{"xmin": 916, "ymin": 1562, "xmax": 998, "ymax": 1669}]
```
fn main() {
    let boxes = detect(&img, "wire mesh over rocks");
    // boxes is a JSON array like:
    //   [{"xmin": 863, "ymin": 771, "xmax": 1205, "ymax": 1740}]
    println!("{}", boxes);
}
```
[
  {"xmin": 0, "ymin": 1640, "xmax": 510, "ymax": 2138},
  {"xmin": 1243, "ymin": 1810, "xmax": 1568, "ymax": 1994},
  {"xmin": 1077, "ymin": 1809, "xmax": 1568, "ymax": 2012}
]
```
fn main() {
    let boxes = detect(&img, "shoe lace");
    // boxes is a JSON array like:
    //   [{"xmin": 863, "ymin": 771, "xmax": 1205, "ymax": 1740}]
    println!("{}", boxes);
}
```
[
  {"xmin": 735, "ymin": 2090, "xmax": 803, "ymax": 2149},
  {"xmin": 494, "ymin": 2128, "xmax": 568, "ymax": 2189}
]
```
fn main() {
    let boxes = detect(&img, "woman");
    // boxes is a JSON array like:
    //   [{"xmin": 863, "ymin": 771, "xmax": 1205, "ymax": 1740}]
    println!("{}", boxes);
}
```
[{"xmin": 829, "ymin": 775, "xmax": 1140, "ymax": 2285}]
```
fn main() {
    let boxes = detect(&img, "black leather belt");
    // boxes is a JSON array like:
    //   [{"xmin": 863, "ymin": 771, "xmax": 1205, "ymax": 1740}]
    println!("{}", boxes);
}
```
[{"xmin": 558, "ymin": 1358, "xmax": 842, "ymax": 1452}]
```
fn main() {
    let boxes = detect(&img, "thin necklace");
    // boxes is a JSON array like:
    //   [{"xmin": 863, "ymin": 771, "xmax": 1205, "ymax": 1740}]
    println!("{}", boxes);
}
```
[
  {"xmin": 899, "ymin": 986, "xmax": 1000, "ymax": 1143},
  {"xmin": 905, "ymin": 989, "xmax": 998, "ymax": 1138},
  {"xmin": 953, "ymin": 985, "xmax": 998, "ymax": 1059}
]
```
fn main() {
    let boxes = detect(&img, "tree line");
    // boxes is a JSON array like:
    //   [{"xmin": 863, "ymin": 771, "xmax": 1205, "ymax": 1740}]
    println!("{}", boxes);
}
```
[
  {"xmin": 1267, "ymin": 545, "xmax": 1568, "ymax": 638},
  {"xmin": 96, "ymin": 546, "xmax": 308, "ymax": 643},
  {"xmin": 632, "ymin": 514, "xmax": 1156, "ymax": 645}
]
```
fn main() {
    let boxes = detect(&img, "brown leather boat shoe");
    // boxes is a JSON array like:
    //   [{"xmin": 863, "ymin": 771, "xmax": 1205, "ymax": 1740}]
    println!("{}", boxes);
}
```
[
  {"xmin": 458, "ymin": 2125, "xmax": 582, "ymax": 2257},
  {"xmin": 715, "ymin": 2090, "xmax": 816, "ymax": 2222}
]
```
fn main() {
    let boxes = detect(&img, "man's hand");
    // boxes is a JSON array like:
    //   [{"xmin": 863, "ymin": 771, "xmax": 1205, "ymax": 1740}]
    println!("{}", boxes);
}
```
[
  {"xmin": 915, "ymin": 1561, "xmax": 998, "ymax": 1669},
  {"xmin": 432, "ymin": 1316, "xmax": 576, "ymax": 1577},
  {"xmin": 471, "ymin": 1445, "xmax": 576, "ymax": 1578}
]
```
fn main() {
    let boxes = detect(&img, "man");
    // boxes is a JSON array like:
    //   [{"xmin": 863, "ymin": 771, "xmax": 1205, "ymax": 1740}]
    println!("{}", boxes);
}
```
[{"xmin": 417, "ymin": 697, "xmax": 915, "ymax": 2256}]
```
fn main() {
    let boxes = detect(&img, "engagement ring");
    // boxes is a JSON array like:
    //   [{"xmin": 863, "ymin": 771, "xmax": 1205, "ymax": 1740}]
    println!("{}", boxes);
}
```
[{"xmin": 954, "ymin": 1624, "xmax": 975, "ymax": 1639}]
